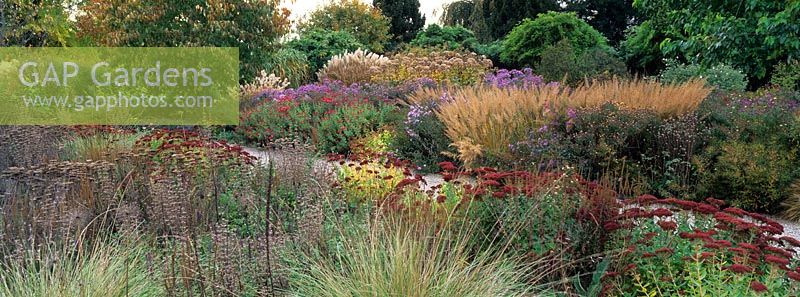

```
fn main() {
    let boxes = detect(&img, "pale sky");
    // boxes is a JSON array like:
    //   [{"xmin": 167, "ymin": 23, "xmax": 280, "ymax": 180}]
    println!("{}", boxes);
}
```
[{"xmin": 283, "ymin": 0, "xmax": 454, "ymax": 26}]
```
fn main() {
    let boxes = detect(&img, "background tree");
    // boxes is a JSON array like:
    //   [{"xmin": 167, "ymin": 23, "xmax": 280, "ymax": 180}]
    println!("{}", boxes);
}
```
[
  {"xmin": 500, "ymin": 12, "xmax": 611, "ymax": 68},
  {"xmin": 299, "ymin": 0, "xmax": 391, "ymax": 53},
  {"xmin": 287, "ymin": 29, "xmax": 365, "ymax": 74},
  {"xmin": 373, "ymin": 0, "xmax": 425, "ymax": 43},
  {"xmin": 1, "ymin": 0, "xmax": 78, "ymax": 46},
  {"xmin": 563, "ymin": 0, "xmax": 639, "ymax": 45},
  {"xmin": 76, "ymin": 0, "xmax": 291, "ymax": 81},
  {"xmin": 624, "ymin": 0, "xmax": 800, "ymax": 86},
  {"xmin": 410, "ymin": 24, "xmax": 478, "ymax": 51},
  {"xmin": 441, "ymin": 0, "xmax": 559, "ymax": 42}
]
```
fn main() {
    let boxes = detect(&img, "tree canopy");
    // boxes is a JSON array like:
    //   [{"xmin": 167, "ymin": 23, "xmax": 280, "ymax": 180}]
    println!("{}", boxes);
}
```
[
  {"xmin": 623, "ymin": 0, "xmax": 800, "ymax": 84},
  {"xmin": 299, "ymin": 0, "xmax": 391, "ymax": 53},
  {"xmin": 373, "ymin": 0, "xmax": 425, "ymax": 42}
]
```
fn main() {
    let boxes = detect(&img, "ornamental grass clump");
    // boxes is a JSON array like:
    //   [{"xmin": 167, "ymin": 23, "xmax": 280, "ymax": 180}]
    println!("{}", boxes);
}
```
[
  {"xmin": 317, "ymin": 49, "xmax": 390, "ymax": 84},
  {"xmin": 568, "ymin": 77, "xmax": 712, "ymax": 118},
  {"xmin": 436, "ymin": 85, "xmax": 570, "ymax": 167},
  {"xmin": 782, "ymin": 181, "xmax": 800, "ymax": 222},
  {"xmin": 240, "ymin": 70, "xmax": 290, "ymax": 101},
  {"xmin": 0, "ymin": 237, "xmax": 163, "ymax": 297},
  {"xmin": 284, "ymin": 213, "xmax": 538, "ymax": 297}
]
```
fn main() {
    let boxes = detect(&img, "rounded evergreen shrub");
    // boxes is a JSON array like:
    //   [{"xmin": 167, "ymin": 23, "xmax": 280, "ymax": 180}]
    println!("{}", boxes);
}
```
[
  {"xmin": 287, "ymin": 29, "xmax": 366, "ymax": 73},
  {"xmin": 500, "ymin": 12, "xmax": 611, "ymax": 69},
  {"xmin": 410, "ymin": 24, "xmax": 478, "ymax": 51},
  {"xmin": 660, "ymin": 61, "xmax": 748, "ymax": 92},
  {"xmin": 535, "ymin": 39, "xmax": 627, "ymax": 86},
  {"xmin": 771, "ymin": 59, "xmax": 800, "ymax": 91}
]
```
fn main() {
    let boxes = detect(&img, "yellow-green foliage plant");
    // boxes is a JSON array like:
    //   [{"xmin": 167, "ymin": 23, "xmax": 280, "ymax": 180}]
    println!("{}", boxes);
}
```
[
  {"xmin": 436, "ymin": 85, "xmax": 570, "ymax": 167},
  {"xmin": 374, "ymin": 48, "xmax": 493, "ymax": 86},
  {"xmin": 285, "ymin": 213, "xmax": 537, "ymax": 297},
  {"xmin": 0, "ymin": 238, "xmax": 163, "ymax": 297},
  {"xmin": 338, "ymin": 159, "xmax": 407, "ymax": 203},
  {"xmin": 568, "ymin": 77, "xmax": 712, "ymax": 118},
  {"xmin": 349, "ymin": 128, "xmax": 395, "ymax": 156},
  {"xmin": 317, "ymin": 49, "xmax": 391, "ymax": 84}
]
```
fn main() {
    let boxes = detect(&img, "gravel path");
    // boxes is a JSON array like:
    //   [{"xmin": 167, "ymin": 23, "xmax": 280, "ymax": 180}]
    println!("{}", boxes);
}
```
[{"xmin": 243, "ymin": 146, "xmax": 800, "ymax": 240}]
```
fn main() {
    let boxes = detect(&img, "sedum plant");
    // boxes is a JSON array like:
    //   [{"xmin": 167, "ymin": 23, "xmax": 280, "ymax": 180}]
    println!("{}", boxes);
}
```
[{"xmin": 374, "ymin": 48, "xmax": 493, "ymax": 86}]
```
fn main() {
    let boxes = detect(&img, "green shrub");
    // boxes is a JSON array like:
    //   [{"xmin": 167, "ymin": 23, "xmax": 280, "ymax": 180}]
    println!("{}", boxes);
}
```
[
  {"xmin": 772, "ymin": 59, "xmax": 800, "ymax": 91},
  {"xmin": 316, "ymin": 103, "xmax": 398, "ymax": 153},
  {"xmin": 619, "ymin": 21, "xmax": 664, "ymax": 73},
  {"xmin": 239, "ymin": 90, "xmax": 399, "ymax": 154},
  {"xmin": 660, "ymin": 61, "xmax": 748, "ymax": 92},
  {"xmin": 287, "ymin": 29, "xmax": 366, "ymax": 73},
  {"xmin": 535, "ymin": 39, "xmax": 627, "ymax": 86},
  {"xmin": 556, "ymin": 104, "xmax": 660, "ymax": 194},
  {"xmin": 410, "ymin": 24, "xmax": 478, "ymax": 50},
  {"xmin": 697, "ymin": 141, "xmax": 797, "ymax": 213},
  {"xmin": 263, "ymin": 48, "xmax": 312, "ymax": 87},
  {"xmin": 700, "ymin": 91, "xmax": 800, "ymax": 148},
  {"xmin": 500, "ymin": 12, "xmax": 611, "ymax": 69},
  {"xmin": 474, "ymin": 40, "xmax": 504, "ymax": 66}
]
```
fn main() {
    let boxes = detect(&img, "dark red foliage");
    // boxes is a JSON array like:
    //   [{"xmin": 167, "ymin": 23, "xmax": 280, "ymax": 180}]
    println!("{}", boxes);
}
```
[
  {"xmin": 657, "ymin": 220, "xmax": 678, "ymax": 231},
  {"xmin": 750, "ymin": 281, "xmax": 768, "ymax": 292},
  {"xmin": 603, "ymin": 221, "xmax": 622, "ymax": 232},
  {"xmin": 764, "ymin": 255, "xmax": 790, "ymax": 266},
  {"xmin": 655, "ymin": 247, "xmax": 673, "ymax": 254},
  {"xmin": 782, "ymin": 236, "xmax": 800, "ymax": 247},
  {"xmin": 714, "ymin": 239, "xmax": 733, "ymax": 247},
  {"xmin": 632, "ymin": 194, "xmax": 658, "ymax": 205},
  {"xmin": 738, "ymin": 243, "xmax": 760, "ymax": 252},
  {"xmin": 723, "ymin": 207, "xmax": 748, "ymax": 216},
  {"xmin": 705, "ymin": 197, "xmax": 727, "ymax": 207},
  {"xmin": 727, "ymin": 247, "xmax": 748, "ymax": 255},
  {"xmin": 395, "ymin": 178, "xmax": 418, "ymax": 189},
  {"xmin": 764, "ymin": 246, "xmax": 794, "ymax": 258},
  {"xmin": 650, "ymin": 208, "xmax": 673, "ymax": 217},
  {"xmin": 694, "ymin": 203, "xmax": 720, "ymax": 214},
  {"xmin": 481, "ymin": 180, "xmax": 502, "ymax": 187},
  {"xmin": 788, "ymin": 271, "xmax": 800, "ymax": 282},
  {"xmin": 437, "ymin": 161, "xmax": 457, "ymax": 172}
]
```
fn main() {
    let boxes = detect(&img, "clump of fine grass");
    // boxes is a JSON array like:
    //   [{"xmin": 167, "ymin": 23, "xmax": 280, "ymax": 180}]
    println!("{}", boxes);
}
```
[
  {"xmin": 284, "ymin": 212, "xmax": 539, "ymax": 297},
  {"xmin": 781, "ymin": 181, "xmax": 800, "ymax": 222},
  {"xmin": 435, "ymin": 85, "xmax": 569, "ymax": 167},
  {"xmin": 568, "ymin": 77, "xmax": 711, "ymax": 118},
  {"xmin": 61, "ymin": 132, "xmax": 141, "ymax": 162},
  {"xmin": 0, "ymin": 237, "xmax": 163, "ymax": 297}
]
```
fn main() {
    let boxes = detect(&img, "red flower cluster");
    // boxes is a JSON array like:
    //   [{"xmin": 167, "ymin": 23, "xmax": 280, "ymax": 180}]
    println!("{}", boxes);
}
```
[{"xmin": 608, "ymin": 195, "xmax": 800, "ymax": 293}]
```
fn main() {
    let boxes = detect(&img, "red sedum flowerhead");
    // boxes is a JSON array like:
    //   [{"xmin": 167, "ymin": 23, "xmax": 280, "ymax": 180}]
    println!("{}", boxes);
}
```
[
  {"xmin": 750, "ymin": 281, "xmax": 768, "ymax": 292},
  {"xmin": 725, "ymin": 264, "xmax": 754, "ymax": 274}
]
